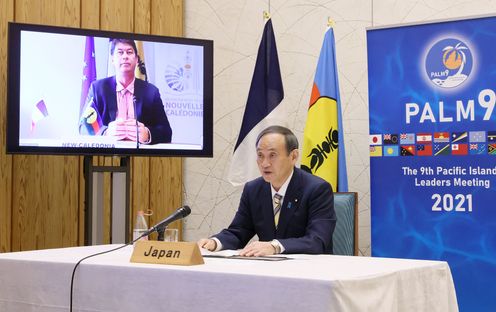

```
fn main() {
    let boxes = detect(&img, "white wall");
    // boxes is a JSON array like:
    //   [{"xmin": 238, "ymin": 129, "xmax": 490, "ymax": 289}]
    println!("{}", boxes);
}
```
[{"xmin": 183, "ymin": 0, "xmax": 496, "ymax": 255}]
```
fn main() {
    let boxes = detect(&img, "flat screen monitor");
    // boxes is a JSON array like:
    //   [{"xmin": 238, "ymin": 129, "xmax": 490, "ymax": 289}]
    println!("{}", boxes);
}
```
[{"xmin": 6, "ymin": 22, "xmax": 213, "ymax": 157}]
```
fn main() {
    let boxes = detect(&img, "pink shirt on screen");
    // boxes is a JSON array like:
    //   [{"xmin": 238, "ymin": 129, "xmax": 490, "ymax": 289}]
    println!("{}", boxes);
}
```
[{"xmin": 116, "ymin": 79, "xmax": 135, "ymax": 120}]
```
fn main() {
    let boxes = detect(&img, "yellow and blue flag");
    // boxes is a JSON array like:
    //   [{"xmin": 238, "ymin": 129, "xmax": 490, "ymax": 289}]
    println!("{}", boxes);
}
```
[
  {"xmin": 301, "ymin": 28, "xmax": 348, "ymax": 191},
  {"xmin": 135, "ymin": 40, "xmax": 147, "ymax": 81}
]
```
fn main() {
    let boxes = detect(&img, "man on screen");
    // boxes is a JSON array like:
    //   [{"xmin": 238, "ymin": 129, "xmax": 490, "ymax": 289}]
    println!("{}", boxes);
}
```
[
  {"xmin": 198, "ymin": 126, "xmax": 336, "ymax": 256},
  {"xmin": 79, "ymin": 38, "xmax": 172, "ymax": 144}
]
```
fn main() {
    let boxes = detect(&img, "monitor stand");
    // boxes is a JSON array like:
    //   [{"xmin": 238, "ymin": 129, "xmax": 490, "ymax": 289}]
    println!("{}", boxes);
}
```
[{"xmin": 83, "ymin": 156, "xmax": 130, "ymax": 245}]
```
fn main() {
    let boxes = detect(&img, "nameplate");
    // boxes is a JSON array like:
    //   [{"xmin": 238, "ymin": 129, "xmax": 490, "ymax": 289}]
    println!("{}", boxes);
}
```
[{"xmin": 130, "ymin": 241, "xmax": 204, "ymax": 266}]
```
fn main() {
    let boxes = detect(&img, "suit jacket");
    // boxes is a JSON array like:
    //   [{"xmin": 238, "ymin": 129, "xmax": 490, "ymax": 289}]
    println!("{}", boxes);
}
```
[
  {"xmin": 81, "ymin": 76, "xmax": 172, "ymax": 144},
  {"xmin": 215, "ymin": 168, "xmax": 336, "ymax": 254}
]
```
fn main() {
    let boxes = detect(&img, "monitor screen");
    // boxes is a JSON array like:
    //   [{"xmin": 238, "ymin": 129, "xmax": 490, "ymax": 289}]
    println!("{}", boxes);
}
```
[{"xmin": 6, "ymin": 22, "xmax": 213, "ymax": 157}]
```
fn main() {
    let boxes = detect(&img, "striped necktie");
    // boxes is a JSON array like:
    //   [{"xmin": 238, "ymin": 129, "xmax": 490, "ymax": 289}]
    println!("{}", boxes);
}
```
[{"xmin": 273, "ymin": 193, "xmax": 283, "ymax": 228}]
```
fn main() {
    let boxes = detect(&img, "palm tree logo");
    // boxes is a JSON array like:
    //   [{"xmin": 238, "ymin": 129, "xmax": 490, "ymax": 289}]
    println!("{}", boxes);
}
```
[
  {"xmin": 442, "ymin": 43, "xmax": 467, "ymax": 74},
  {"xmin": 426, "ymin": 39, "xmax": 472, "ymax": 88}
]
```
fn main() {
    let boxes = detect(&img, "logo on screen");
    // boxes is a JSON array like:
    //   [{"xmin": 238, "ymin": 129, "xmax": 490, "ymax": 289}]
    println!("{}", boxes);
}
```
[
  {"xmin": 425, "ymin": 38, "xmax": 473, "ymax": 88},
  {"xmin": 164, "ymin": 64, "xmax": 186, "ymax": 92},
  {"xmin": 164, "ymin": 51, "xmax": 193, "ymax": 93}
]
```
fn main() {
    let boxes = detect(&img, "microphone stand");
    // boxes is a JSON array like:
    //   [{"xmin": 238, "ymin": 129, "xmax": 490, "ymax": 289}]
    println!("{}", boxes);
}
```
[
  {"xmin": 133, "ymin": 95, "xmax": 139, "ymax": 149},
  {"xmin": 133, "ymin": 58, "xmax": 146, "ymax": 147},
  {"xmin": 157, "ymin": 227, "xmax": 165, "ymax": 241}
]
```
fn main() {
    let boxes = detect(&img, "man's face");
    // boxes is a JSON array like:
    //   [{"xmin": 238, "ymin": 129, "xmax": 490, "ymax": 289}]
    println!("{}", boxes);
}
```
[
  {"xmin": 256, "ymin": 133, "xmax": 298, "ymax": 190},
  {"xmin": 112, "ymin": 42, "xmax": 137, "ymax": 76}
]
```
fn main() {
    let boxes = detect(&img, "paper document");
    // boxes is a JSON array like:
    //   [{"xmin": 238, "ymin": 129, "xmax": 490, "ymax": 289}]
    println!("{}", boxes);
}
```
[{"xmin": 200, "ymin": 249, "xmax": 291, "ymax": 261}]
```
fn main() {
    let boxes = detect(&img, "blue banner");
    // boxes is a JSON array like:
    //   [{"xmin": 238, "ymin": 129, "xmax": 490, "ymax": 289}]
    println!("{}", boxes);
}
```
[{"xmin": 368, "ymin": 16, "xmax": 496, "ymax": 312}]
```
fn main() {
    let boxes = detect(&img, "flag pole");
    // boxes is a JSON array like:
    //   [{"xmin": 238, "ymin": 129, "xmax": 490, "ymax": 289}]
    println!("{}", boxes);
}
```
[
  {"xmin": 327, "ymin": 17, "xmax": 335, "ymax": 29},
  {"xmin": 301, "ymin": 16, "xmax": 348, "ymax": 192},
  {"xmin": 263, "ymin": 10, "xmax": 270, "ymax": 21}
]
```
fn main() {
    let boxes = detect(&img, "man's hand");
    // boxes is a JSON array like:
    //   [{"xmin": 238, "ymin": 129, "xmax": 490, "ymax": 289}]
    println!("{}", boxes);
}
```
[
  {"xmin": 106, "ymin": 118, "xmax": 150, "ymax": 143},
  {"xmin": 197, "ymin": 238, "xmax": 217, "ymax": 251},
  {"xmin": 123, "ymin": 119, "xmax": 150, "ymax": 143},
  {"xmin": 106, "ymin": 119, "xmax": 128, "ymax": 140},
  {"xmin": 239, "ymin": 241, "xmax": 275, "ymax": 257}
]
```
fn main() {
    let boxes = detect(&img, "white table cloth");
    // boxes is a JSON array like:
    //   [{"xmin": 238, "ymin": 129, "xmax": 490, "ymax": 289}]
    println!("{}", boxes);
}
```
[{"xmin": 0, "ymin": 244, "xmax": 458, "ymax": 312}]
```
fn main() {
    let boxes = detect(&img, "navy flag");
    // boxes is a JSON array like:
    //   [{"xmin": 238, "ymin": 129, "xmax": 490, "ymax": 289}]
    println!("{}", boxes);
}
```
[{"xmin": 228, "ymin": 19, "xmax": 284, "ymax": 185}]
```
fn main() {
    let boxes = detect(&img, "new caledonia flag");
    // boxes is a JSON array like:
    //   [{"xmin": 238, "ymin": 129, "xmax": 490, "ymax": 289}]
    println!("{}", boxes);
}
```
[
  {"xmin": 301, "ymin": 27, "xmax": 348, "ymax": 192},
  {"xmin": 228, "ymin": 19, "xmax": 284, "ymax": 185}
]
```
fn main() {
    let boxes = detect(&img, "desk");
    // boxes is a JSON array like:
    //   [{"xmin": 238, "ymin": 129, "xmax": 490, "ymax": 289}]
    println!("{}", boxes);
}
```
[{"xmin": 0, "ymin": 245, "xmax": 458, "ymax": 312}]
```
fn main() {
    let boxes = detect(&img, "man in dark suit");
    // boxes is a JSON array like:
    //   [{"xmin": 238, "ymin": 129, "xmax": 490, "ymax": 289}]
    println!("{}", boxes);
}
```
[
  {"xmin": 198, "ymin": 126, "xmax": 336, "ymax": 255},
  {"xmin": 79, "ymin": 39, "xmax": 172, "ymax": 144}
]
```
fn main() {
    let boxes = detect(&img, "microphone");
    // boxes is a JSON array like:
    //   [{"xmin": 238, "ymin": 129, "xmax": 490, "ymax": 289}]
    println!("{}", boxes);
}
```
[
  {"xmin": 133, "ymin": 95, "xmax": 139, "ymax": 149},
  {"xmin": 143, "ymin": 206, "xmax": 191, "ymax": 237}
]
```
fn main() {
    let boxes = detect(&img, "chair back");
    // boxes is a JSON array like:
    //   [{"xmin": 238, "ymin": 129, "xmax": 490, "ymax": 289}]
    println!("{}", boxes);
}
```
[{"xmin": 332, "ymin": 192, "xmax": 358, "ymax": 256}]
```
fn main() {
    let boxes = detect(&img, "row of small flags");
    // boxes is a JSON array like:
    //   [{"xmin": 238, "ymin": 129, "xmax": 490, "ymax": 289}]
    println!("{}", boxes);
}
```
[{"xmin": 370, "ymin": 131, "xmax": 496, "ymax": 156}]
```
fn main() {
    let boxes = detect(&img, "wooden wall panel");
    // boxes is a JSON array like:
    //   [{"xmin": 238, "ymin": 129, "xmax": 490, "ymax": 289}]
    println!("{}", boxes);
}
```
[
  {"xmin": 147, "ymin": 0, "xmax": 184, "ymax": 238},
  {"xmin": 14, "ymin": 0, "xmax": 80, "ymax": 26},
  {"xmin": 80, "ymin": 0, "xmax": 100, "ymax": 29},
  {"xmin": 151, "ymin": 0, "xmax": 183, "ymax": 36},
  {"xmin": 12, "ymin": 156, "xmax": 80, "ymax": 250},
  {"xmin": 78, "ymin": 157, "xmax": 85, "ymax": 246},
  {"xmin": 79, "ymin": 0, "xmax": 100, "ymax": 245},
  {"xmin": 89, "ymin": 0, "xmax": 183, "ymax": 242},
  {"xmin": 129, "ymin": 0, "xmax": 153, "ymax": 239},
  {"xmin": 98, "ymin": 0, "xmax": 135, "ymax": 244},
  {"xmin": 101, "ymin": 0, "xmax": 134, "ymax": 31},
  {"xmin": 10, "ymin": 0, "xmax": 81, "ymax": 251},
  {"xmin": 149, "ymin": 158, "xmax": 183, "ymax": 239},
  {"xmin": 134, "ymin": 0, "xmax": 151, "ymax": 34},
  {"xmin": 1, "ymin": 0, "xmax": 183, "ymax": 252},
  {"xmin": 0, "ymin": 0, "xmax": 14, "ymax": 253}
]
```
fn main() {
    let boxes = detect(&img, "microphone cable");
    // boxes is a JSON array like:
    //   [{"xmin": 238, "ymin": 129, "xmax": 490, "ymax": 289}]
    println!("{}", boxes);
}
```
[
  {"xmin": 69, "ymin": 232, "xmax": 149, "ymax": 311},
  {"xmin": 70, "ymin": 206, "xmax": 190, "ymax": 310}
]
